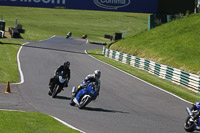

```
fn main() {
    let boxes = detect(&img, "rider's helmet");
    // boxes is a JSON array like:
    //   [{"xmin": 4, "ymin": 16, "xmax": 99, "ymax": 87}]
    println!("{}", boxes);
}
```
[
  {"xmin": 64, "ymin": 61, "xmax": 70, "ymax": 68},
  {"xmin": 94, "ymin": 70, "xmax": 101, "ymax": 80}
]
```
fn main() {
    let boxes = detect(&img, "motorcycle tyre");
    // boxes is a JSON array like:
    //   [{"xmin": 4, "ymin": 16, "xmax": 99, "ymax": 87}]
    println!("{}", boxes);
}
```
[
  {"xmin": 52, "ymin": 85, "xmax": 60, "ymax": 98},
  {"xmin": 184, "ymin": 116, "xmax": 195, "ymax": 132},
  {"xmin": 78, "ymin": 95, "xmax": 90, "ymax": 109}
]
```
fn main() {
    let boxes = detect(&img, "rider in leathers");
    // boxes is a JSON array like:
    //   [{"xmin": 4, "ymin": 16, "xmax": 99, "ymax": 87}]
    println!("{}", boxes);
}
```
[
  {"xmin": 71, "ymin": 70, "xmax": 101, "ymax": 101},
  {"xmin": 48, "ymin": 61, "xmax": 71, "ymax": 95}
]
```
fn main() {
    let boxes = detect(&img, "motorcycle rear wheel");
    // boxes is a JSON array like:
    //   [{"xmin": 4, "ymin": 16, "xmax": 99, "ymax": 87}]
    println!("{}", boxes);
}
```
[{"xmin": 184, "ymin": 116, "xmax": 195, "ymax": 132}]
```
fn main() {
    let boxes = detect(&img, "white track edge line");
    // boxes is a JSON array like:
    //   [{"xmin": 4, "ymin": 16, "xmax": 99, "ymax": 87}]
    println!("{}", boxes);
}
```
[
  {"xmin": 85, "ymin": 50, "xmax": 192, "ymax": 104},
  {"xmin": 7, "ymin": 35, "xmax": 85, "ymax": 133},
  {"xmin": 39, "ymin": 35, "xmax": 56, "ymax": 42},
  {"xmin": 12, "ymin": 42, "xmax": 28, "ymax": 85},
  {"xmin": 51, "ymin": 116, "xmax": 86, "ymax": 133}
]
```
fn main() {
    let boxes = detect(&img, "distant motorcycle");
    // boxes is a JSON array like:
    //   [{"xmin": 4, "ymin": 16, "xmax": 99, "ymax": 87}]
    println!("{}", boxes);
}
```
[
  {"xmin": 66, "ymin": 32, "xmax": 72, "ymax": 39},
  {"xmin": 49, "ymin": 71, "xmax": 68, "ymax": 98},
  {"xmin": 81, "ymin": 34, "xmax": 87, "ymax": 39},
  {"xmin": 70, "ymin": 82, "xmax": 98, "ymax": 109},
  {"xmin": 184, "ymin": 101, "xmax": 200, "ymax": 132}
]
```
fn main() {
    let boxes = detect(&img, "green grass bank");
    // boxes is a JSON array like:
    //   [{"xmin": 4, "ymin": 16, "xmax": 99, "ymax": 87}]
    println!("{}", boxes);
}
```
[{"xmin": 110, "ymin": 13, "xmax": 200, "ymax": 75}]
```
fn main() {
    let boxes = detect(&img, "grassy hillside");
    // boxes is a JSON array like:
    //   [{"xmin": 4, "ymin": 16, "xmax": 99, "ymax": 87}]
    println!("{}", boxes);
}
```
[
  {"xmin": 110, "ymin": 13, "xmax": 200, "ymax": 75},
  {"xmin": 0, "ymin": 6, "xmax": 148, "ymax": 41}
]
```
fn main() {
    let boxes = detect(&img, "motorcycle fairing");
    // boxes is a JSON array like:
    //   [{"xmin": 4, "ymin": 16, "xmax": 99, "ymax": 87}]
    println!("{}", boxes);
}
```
[
  {"xmin": 76, "ymin": 89, "xmax": 87, "ymax": 102},
  {"xmin": 59, "ymin": 76, "xmax": 67, "ymax": 84},
  {"xmin": 196, "ymin": 101, "xmax": 200, "ymax": 110},
  {"xmin": 75, "ymin": 82, "xmax": 97, "ymax": 102}
]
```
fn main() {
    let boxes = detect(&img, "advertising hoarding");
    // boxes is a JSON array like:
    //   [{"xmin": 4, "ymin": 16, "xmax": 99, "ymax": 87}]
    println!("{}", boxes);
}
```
[
  {"xmin": 0, "ymin": 0, "xmax": 158, "ymax": 13},
  {"xmin": 0, "ymin": 0, "xmax": 195, "ymax": 14}
]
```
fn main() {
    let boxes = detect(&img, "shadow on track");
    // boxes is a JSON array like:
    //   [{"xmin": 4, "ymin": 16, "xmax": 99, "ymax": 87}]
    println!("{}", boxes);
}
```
[
  {"xmin": 54, "ymin": 95, "xmax": 71, "ymax": 100},
  {"xmin": 0, "ymin": 42, "xmax": 21, "ymax": 45},
  {"xmin": 82, "ymin": 106, "xmax": 129, "ymax": 114},
  {"xmin": 1, "ymin": 42, "xmax": 102, "ymax": 56}
]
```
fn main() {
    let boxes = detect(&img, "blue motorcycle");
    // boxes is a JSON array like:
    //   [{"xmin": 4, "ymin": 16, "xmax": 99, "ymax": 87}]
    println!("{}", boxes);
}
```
[
  {"xmin": 70, "ymin": 82, "xmax": 97, "ymax": 109},
  {"xmin": 184, "ymin": 101, "xmax": 200, "ymax": 132}
]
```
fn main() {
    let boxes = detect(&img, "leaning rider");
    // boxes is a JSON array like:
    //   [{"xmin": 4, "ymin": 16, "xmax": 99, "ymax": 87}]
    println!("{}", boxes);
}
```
[
  {"xmin": 48, "ymin": 61, "xmax": 71, "ymax": 95},
  {"xmin": 72, "ymin": 70, "xmax": 101, "ymax": 99}
]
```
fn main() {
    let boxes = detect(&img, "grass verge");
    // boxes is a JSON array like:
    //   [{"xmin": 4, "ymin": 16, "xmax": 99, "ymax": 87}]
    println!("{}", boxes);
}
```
[
  {"xmin": 87, "ymin": 49, "xmax": 200, "ymax": 103},
  {"xmin": 0, "ymin": 110, "xmax": 81, "ymax": 133},
  {"xmin": 0, "ymin": 39, "xmax": 23, "ymax": 83}
]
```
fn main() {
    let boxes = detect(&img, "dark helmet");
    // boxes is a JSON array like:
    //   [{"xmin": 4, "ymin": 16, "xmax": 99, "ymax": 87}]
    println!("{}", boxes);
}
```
[
  {"xmin": 64, "ymin": 61, "xmax": 70, "ymax": 68},
  {"xmin": 68, "ymin": 32, "xmax": 72, "ymax": 36},
  {"xmin": 94, "ymin": 70, "xmax": 101, "ymax": 80}
]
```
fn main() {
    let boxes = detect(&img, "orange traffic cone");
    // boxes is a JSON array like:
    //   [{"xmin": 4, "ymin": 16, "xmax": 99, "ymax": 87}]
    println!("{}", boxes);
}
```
[{"xmin": 5, "ymin": 81, "xmax": 11, "ymax": 93}]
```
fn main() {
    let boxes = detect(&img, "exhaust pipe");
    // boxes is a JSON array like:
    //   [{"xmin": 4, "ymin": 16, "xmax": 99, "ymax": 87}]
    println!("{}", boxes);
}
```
[{"xmin": 186, "ymin": 107, "xmax": 193, "ymax": 116}]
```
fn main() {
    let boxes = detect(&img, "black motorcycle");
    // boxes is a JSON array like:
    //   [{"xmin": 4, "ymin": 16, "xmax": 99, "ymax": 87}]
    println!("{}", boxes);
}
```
[
  {"xmin": 66, "ymin": 32, "xmax": 72, "ymax": 39},
  {"xmin": 48, "ymin": 71, "xmax": 68, "ymax": 98}
]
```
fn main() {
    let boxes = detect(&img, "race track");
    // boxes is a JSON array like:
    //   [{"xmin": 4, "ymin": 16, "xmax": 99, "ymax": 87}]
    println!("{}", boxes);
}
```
[{"xmin": 18, "ymin": 36, "xmax": 190, "ymax": 133}]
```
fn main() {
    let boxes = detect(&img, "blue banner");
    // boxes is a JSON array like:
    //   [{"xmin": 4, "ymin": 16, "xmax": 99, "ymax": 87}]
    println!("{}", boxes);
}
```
[{"xmin": 0, "ymin": 0, "xmax": 158, "ymax": 13}]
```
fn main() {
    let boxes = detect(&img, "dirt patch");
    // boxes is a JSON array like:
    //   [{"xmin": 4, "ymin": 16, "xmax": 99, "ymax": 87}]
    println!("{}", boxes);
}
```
[
  {"xmin": 1, "ymin": 27, "xmax": 12, "ymax": 39},
  {"xmin": 4, "ymin": 31, "xmax": 11, "ymax": 38}
]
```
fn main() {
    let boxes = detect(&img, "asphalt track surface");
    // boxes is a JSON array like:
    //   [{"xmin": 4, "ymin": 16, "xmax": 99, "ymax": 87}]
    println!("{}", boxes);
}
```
[{"xmin": 1, "ymin": 36, "xmax": 192, "ymax": 133}]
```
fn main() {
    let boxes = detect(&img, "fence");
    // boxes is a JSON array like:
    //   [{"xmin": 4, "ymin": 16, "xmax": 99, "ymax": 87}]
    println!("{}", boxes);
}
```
[{"xmin": 102, "ymin": 47, "xmax": 200, "ymax": 93}]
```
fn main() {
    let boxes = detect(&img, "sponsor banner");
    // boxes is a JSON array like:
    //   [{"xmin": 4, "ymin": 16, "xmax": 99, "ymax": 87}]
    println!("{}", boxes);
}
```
[{"xmin": 0, "ymin": 0, "xmax": 158, "ymax": 13}]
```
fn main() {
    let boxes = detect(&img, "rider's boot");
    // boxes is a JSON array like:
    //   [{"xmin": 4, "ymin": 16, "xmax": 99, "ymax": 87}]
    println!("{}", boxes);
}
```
[
  {"xmin": 70, "ymin": 97, "xmax": 75, "ymax": 106},
  {"xmin": 48, "ymin": 91, "xmax": 52, "ymax": 96},
  {"xmin": 70, "ymin": 87, "xmax": 77, "ymax": 106}
]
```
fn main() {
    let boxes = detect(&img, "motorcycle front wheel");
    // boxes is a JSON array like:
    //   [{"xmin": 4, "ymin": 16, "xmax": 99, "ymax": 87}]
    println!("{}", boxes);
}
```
[
  {"xmin": 184, "ymin": 116, "xmax": 195, "ymax": 132},
  {"xmin": 52, "ymin": 85, "xmax": 60, "ymax": 98},
  {"xmin": 79, "ymin": 95, "xmax": 91, "ymax": 109}
]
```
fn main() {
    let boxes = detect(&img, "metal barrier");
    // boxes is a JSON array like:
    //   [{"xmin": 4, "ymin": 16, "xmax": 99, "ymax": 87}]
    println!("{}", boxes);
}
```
[{"xmin": 102, "ymin": 47, "xmax": 200, "ymax": 93}]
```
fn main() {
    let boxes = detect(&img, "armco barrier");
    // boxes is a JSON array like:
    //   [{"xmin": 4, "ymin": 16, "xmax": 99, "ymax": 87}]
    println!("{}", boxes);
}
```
[{"xmin": 102, "ymin": 47, "xmax": 200, "ymax": 93}]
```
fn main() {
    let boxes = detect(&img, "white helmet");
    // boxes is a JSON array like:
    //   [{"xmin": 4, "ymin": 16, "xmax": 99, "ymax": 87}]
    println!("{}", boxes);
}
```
[{"xmin": 94, "ymin": 70, "xmax": 101, "ymax": 79}]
